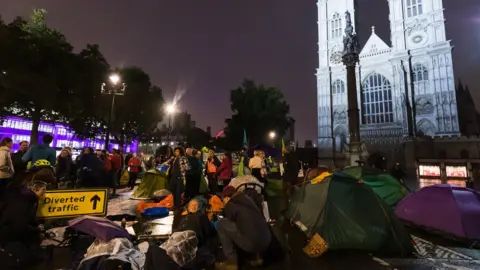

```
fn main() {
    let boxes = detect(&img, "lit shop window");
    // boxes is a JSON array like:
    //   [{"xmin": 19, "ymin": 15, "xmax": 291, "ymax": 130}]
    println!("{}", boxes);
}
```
[
  {"xmin": 418, "ymin": 165, "xmax": 441, "ymax": 177},
  {"xmin": 419, "ymin": 179, "xmax": 441, "ymax": 188},
  {"xmin": 445, "ymin": 166, "xmax": 467, "ymax": 178},
  {"xmin": 446, "ymin": 180, "xmax": 466, "ymax": 188}
]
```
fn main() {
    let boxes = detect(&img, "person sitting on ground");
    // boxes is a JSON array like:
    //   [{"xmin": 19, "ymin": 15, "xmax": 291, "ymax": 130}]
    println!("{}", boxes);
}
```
[
  {"xmin": 0, "ymin": 180, "xmax": 47, "ymax": 267},
  {"xmin": 175, "ymin": 197, "xmax": 216, "ymax": 269},
  {"xmin": 176, "ymin": 197, "xmax": 214, "ymax": 247},
  {"xmin": 215, "ymin": 186, "xmax": 271, "ymax": 270}
]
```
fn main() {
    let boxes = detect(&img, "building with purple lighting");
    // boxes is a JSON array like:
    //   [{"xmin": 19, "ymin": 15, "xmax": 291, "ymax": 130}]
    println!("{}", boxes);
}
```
[{"xmin": 0, "ymin": 116, "xmax": 138, "ymax": 155}]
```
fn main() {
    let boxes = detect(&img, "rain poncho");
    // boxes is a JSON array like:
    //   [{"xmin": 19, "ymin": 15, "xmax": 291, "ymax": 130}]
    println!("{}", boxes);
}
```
[
  {"xmin": 160, "ymin": 230, "xmax": 198, "ymax": 267},
  {"xmin": 78, "ymin": 238, "xmax": 145, "ymax": 270}
]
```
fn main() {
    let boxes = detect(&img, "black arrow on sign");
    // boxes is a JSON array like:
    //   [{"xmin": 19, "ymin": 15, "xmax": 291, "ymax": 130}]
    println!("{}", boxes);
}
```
[{"xmin": 90, "ymin": 195, "xmax": 101, "ymax": 210}]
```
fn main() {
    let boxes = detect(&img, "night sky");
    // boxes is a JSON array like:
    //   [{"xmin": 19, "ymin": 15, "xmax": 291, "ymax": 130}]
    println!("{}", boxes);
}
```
[{"xmin": 1, "ymin": 0, "xmax": 478, "ymax": 144}]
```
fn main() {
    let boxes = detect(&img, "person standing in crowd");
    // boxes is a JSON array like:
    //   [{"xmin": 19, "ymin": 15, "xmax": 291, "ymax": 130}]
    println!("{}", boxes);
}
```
[
  {"xmin": 124, "ymin": 152, "xmax": 133, "ymax": 168},
  {"xmin": 55, "ymin": 148, "xmax": 72, "ymax": 187},
  {"xmin": 204, "ymin": 150, "xmax": 220, "ymax": 194},
  {"xmin": 11, "ymin": 141, "xmax": 28, "ymax": 174},
  {"xmin": 249, "ymin": 150, "xmax": 265, "ymax": 182},
  {"xmin": 0, "ymin": 137, "xmax": 14, "ymax": 194},
  {"xmin": 169, "ymin": 147, "xmax": 190, "ymax": 210},
  {"xmin": 22, "ymin": 134, "xmax": 56, "ymax": 166},
  {"xmin": 78, "ymin": 147, "xmax": 103, "ymax": 187},
  {"xmin": 215, "ymin": 186, "xmax": 271, "ymax": 270},
  {"xmin": 110, "ymin": 149, "xmax": 122, "ymax": 196},
  {"xmin": 185, "ymin": 148, "xmax": 202, "ymax": 200},
  {"xmin": 100, "ymin": 150, "xmax": 112, "ymax": 188},
  {"xmin": 217, "ymin": 152, "xmax": 233, "ymax": 191},
  {"xmin": 127, "ymin": 153, "xmax": 141, "ymax": 189}
]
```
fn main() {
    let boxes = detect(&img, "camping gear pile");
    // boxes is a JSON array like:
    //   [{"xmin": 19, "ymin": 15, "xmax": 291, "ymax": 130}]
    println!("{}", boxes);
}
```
[
  {"xmin": 67, "ymin": 216, "xmax": 144, "ymax": 270},
  {"xmin": 286, "ymin": 167, "xmax": 414, "ymax": 257}
]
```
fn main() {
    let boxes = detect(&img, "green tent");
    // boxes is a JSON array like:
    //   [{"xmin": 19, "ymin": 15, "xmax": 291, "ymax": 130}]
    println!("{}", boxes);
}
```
[
  {"xmin": 286, "ymin": 173, "xmax": 414, "ymax": 256},
  {"xmin": 339, "ymin": 166, "xmax": 408, "ymax": 207},
  {"xmin": 131, "ymin": 169, "xmax": 169, "ymax": 200}
]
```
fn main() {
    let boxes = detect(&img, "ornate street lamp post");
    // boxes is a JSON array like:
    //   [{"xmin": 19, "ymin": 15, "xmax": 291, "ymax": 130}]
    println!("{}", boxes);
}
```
[
  {"xmin": 342, "ymin": 11, "xmax": 365, "ymax": 166},
  {"xmin": 101, "ymin": 73, "xmax": 126, "ymax": 151}
]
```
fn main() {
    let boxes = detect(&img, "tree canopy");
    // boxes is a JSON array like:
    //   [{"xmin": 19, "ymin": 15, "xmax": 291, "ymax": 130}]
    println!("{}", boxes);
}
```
[
  {"xmin": 223, "ymin": 79, "xmax": 291, "ymax": 150},
  {"xmin": 0, "ymin": 9, "xmax": 165, "ymax": 145}
]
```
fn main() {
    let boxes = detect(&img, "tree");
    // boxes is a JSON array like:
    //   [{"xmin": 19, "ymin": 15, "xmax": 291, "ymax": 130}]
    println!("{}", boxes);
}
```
[
  {"xmin": 67, "ymin": 44, "xmax": 110, "ymax": 138},
  {"xmin": 186, "ymin": 127, "xmax": 213, "ymax": 149},
  {"xmin": 0, "ymin": 9, "xmax": 79, "ymax": 144},
  {"xmin": 224, "ymin": 79, "xmax": 291, "ymax": 149}
]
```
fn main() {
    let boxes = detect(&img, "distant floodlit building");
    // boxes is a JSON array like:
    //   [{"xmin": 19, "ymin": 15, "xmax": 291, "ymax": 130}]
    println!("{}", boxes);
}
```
[
  {"xmin": 0, "ymin": 116, "xmax": 138, "ymax": 154},
  {"xmin": 316, "ymin": 0, "xmax": 458, "ymax": 156}
]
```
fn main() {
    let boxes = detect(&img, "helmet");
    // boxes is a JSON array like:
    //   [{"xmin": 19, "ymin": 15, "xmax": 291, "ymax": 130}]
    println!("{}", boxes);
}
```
[{"xmin": 33, "ymin": 159, "xmax": 51, "ymax": 167}]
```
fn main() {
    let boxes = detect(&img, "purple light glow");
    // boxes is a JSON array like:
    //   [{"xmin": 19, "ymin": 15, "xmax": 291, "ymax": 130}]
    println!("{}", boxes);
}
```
[{"xmin": 0, "ymin": 116, "xmax": 138, "ymax": 153}]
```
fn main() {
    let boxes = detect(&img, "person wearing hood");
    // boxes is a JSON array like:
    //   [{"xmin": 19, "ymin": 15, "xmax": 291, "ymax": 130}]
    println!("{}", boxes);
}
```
[
  {"xmin": 22, "ymin": 134, "xmax": 56, "ymax": 166},
  {"xmin": 0, "ymin": 180, "xmax": 47, "ymax": 267},
  {"xmin": 0, "ymin": 137, "xmax": 14, "ymax": 194},
  {"xmin": 215, "ymin": 186, "xmax": 271, "ymax": 270}
]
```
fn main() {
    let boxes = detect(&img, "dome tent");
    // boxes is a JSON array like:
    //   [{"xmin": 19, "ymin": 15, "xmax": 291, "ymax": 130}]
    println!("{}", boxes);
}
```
[
  {"xmin": 131, "ymin": 167, "xmax": 169, "ymax": 200},
  {"xmin": 286, "ymin": 172, "xmax": 414, "ymax": 256},
  {"xmin": 338, "ymin": 166, "xmax": 408, "ymax": 207},
  {"xmin": 395, "ymin": 184, "xmax": 480, "ymax": 241}
]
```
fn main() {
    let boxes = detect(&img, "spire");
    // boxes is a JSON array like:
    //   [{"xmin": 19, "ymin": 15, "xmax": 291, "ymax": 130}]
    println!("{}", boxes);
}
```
[{"xmin": 371, "ymin": 26, "xmax": 375, "ymax": 34}]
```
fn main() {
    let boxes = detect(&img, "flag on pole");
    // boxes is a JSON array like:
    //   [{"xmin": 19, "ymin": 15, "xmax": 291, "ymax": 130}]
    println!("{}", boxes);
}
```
[{"xmin": 243, "ymin": 129, "xmax": 248, "ymax": 149}]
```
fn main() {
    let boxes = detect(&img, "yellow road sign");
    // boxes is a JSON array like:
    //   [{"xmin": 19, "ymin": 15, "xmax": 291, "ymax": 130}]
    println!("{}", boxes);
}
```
[{"xmin": 36, "ymin": 189, "xmax": 109, "ymax": 219}]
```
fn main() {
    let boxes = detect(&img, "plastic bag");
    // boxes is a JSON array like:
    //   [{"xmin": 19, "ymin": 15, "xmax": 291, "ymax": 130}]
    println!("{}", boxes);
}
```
[{"xmin": 120, "ymin": 170, "xmax": 129, "ymax": 185}]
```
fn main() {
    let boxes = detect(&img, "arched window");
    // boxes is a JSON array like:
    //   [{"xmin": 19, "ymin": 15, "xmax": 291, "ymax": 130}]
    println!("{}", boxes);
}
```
[
  {"xmin": 413, "ymin": 63, "xmax": 428, "ymax": 82},
  {"xmin": 406, "ymin": 0, "xmax": 423, "ymax": 18},
  {"xmin": 331, "ymin": 13, "xmax": 342, "ymax": 38},
  {"xmin": 362, "ymin": 73, "xmax": 394, "ymax": 124},
  {"xmin": 413, "ymin": 63, "xmax": 428, "ymax": 95},
  {"xmin": 332, "ymin": 80, "xmax": 345, "ymax": 105}
]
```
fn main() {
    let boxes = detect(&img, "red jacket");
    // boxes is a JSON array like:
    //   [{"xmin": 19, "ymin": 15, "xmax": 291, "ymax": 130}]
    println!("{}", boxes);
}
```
[
  {"xmin": 217, "ymin": 156, "xmax": 233, "ymax": 181},
  {"xmin": 128, "ymin": 157, "xmax": 141, "ymax": 173},
  {"xmin": 110, "ymin": 154, "xmax": 122, "ymax": 171}
]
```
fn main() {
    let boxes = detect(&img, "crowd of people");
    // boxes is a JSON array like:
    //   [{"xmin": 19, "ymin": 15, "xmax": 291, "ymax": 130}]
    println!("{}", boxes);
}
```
[{"xmin": 0, "ymin": 132, "xmax": 299, "ymax": 269}]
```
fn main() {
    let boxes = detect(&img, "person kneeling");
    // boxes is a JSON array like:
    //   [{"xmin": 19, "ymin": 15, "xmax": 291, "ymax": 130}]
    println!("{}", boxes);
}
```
[{"xmin": 215, "ymin": 186, "xmax": 271, "ymax": 270}]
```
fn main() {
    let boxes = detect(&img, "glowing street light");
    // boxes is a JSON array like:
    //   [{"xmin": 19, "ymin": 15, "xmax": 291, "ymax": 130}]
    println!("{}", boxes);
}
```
[
  {"xmin": 166, "ymin": 103, "xmax": 176, "ymax": 114},
  {"xmin": 269, "ymin": 131, "xmax": 277, "ymax": 140},
  {"xmin": 165, "ymin": 103, "xmax": 177, "ymax": 142},
  {"xmin": 101, "ymin": 73, "xmax": 127, "ymax": 150},
  {"xmin": 109, "ymin": 73, "xmax": 120, "ymax": 85}
]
